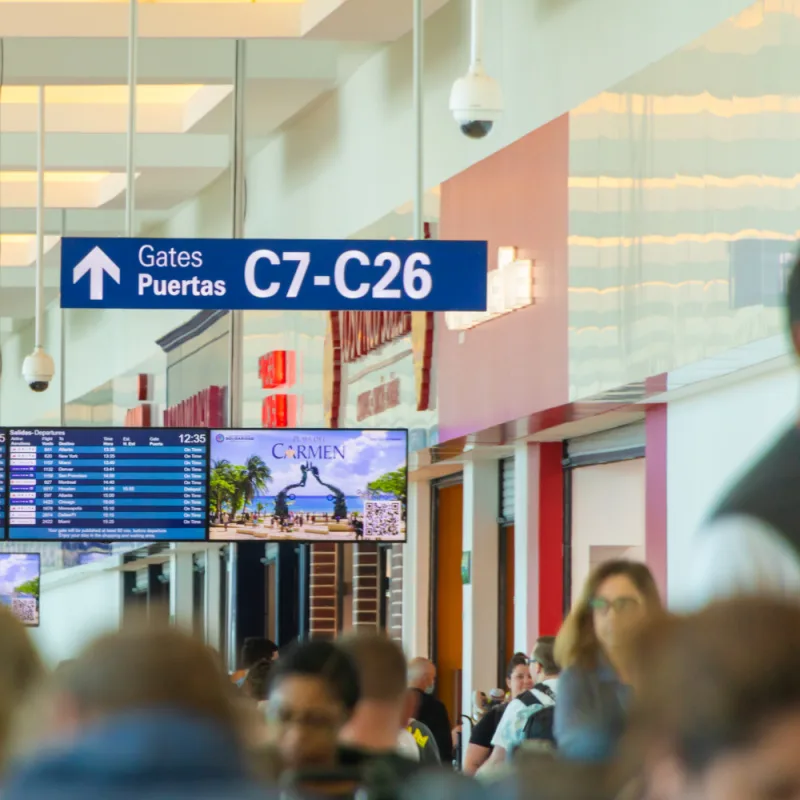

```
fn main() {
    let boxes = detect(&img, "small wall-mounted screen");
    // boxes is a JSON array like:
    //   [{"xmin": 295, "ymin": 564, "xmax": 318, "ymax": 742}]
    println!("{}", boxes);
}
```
[
  {"xmin": 209, "ymin": 428, "xmax": 408, "ymax": 543},
  {"xmin": 0, "ymin": 553, "xmax": 40, "ymax": 627}
]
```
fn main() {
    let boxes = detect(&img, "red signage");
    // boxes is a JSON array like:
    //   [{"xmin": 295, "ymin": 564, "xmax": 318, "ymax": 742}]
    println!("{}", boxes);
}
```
[
  {"xmin": 163, "ymin": 385, "xmax": 225, "ymax": 428},
  {"xmin": 340, "ymin": 312, "xmax": 412, "ymax": 363},
  {"xmin": 356, "ymin": 377, "xmax": 401, "ymax": 422},
  {"xmin": 261, "ymin": 394, "xmax": 298, "ymax": 428},
  {"xmin": 259, "ymin": 350, "xmax": 296, "ymax": 389},
  {"xmin": 124, "ymin": 404, "xmax": 152, "ymax": 428},
  {"xmin": 137, "ymin": 373, "xmax": 152, "ymax": 402}
]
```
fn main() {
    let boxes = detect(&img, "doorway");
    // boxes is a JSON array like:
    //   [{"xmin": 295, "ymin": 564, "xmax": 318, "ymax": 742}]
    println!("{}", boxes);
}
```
[{"xmin": 431, "ymin": 476, "xmax": 464, "ymax": 728}]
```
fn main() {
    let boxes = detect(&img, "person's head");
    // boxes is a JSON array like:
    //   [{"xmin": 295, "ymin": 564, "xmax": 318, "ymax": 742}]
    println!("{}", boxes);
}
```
[
  {"xmin": 55, "ymin": 626, "xmax": 239, "ymax": 735},
  {"xmin": 622, "ymin": 598, "xmax": 800, "ymax": 800},
  {"xmin": 408, "ymin": 657, "xmax": 436, "ymax": 693},
  {"xmin": 506, "ymin": 653, "xmax": 533, "ymax": 699},
  {"xmin": 555, "ymin": 560, "xmax": 662, "ymax": 669},
  {"xmin": 0, "ymin": 607, "xmax": 44, "ymax": 770},
  {"xmin": 338, "ymin": 633, "xmax": 413, "ymax": 747},
  {"xmin": 240, "ymin": 637, "xmax": 278, "ymax": 670},
  {"xmin": 243, "ymin": 658, "xmax": 272, "ymax": 703},
  {"xmin": 529, "ymin": 636, "xmax": 559, "ymax": 682},
  {"xmin": 264, "ymin": 640, "xmax": 360, "ymax": 771}
]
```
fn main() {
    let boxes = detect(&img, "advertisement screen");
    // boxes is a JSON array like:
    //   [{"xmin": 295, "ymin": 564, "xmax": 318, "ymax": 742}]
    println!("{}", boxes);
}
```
[
  {"xmin": 7, "ymin": 428, "xmax": 209, "ymax": 542},
  {"xmin": 209, "ymin": 429, "xmax": 408, "ymax": 542},
  {"xmin": 0, "ymin": 554, "xmax": 40, "ymax": 626}
]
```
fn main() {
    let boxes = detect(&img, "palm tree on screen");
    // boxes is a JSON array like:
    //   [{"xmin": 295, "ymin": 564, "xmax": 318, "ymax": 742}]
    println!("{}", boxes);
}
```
[{"xmin": 240, "ymin": 455, "xmax": 272, "ymax": 508}]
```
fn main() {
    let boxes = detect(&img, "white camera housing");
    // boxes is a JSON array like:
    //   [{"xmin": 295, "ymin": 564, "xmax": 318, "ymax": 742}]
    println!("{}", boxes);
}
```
[
  {"xmin": 22, "ymin": 346, "xmax": 55, "ymax": 393},
  {"xmin": 449, "ymin": 63, "xmax": 503, "ymax": 140}
]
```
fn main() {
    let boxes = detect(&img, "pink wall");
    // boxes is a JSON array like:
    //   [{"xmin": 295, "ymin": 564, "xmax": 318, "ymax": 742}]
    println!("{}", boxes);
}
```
[{"xmin": 437, "ymin": 115, "xmax": 570, "ymax": 441}]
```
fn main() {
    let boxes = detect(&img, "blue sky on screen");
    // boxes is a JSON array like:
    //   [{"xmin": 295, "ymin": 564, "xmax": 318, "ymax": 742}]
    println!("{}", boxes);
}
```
[
  {"xmin": 0, "ymin": 555, "xmax": 39, "ymax": 596},
  {"xmin": 212, "ymin": 429, "xmax": 406, "ymax": 497}
]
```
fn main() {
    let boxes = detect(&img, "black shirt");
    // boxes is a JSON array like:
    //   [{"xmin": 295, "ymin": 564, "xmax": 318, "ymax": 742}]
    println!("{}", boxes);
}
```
[
  {"xmin": 469, "ymin": 704, "xmax": 506, "ymax": 750},
  {"xmin": 338, "ymin": 745, "xmax": 426, "ymax": 782},
  {"xmin": 412, "ymin": 689, "xmax": 454, "ymax": 764},
  {"xmin": 712, "ymin": 427, "xmax": 800, "ymax": 545}
]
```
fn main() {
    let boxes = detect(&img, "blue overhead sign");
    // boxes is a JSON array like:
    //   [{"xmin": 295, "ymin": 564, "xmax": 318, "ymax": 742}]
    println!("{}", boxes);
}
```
[{"xmin": 60, "ymin": 237, "xmax": 488, "ymax": 312}]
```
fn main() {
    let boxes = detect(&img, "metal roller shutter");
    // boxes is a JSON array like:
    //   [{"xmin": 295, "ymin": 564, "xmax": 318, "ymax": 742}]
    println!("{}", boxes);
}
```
[
  {"xmin": 500, "ymin": 457, "xmax": 515, "ymax": 523},
  {"xmin": 566, "ymin": 421, "xmax": 646, "ymax": 467}
]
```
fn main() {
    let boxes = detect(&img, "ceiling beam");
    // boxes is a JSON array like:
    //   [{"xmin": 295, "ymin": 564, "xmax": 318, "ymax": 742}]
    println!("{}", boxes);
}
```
[
  {"xmin": 0, "ymin": 133, "xmax": 230, "ymax": 171},
  {"xmin": 0, "ymin": 208, "xmax": 164, "ymax": 235},
  {"xmin": 302, "ymin": 0, "xmax": 450, "ymax": 41},
  {"xmin": 0, "ymin": 3, "xmax": 302, "ymax": 39},
  {"xmin": 0, "ymin": 38, "xmax": 342, "ymax": 84}
]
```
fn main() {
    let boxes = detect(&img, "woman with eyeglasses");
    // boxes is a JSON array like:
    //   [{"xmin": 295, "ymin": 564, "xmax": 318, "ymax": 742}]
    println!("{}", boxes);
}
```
[{"xmin": 553, "ymin": 560, "xmax": 662, "ymax": 763}]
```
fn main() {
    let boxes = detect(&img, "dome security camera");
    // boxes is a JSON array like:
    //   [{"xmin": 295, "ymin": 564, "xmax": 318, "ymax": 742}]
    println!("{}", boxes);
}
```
[
  {"xmin": 22, "ymin": 346, "xmax": 55, "ymax": 393},
  {"xmin": 449, "ymin": 60, "xmax": 503, "ymax": 141}
]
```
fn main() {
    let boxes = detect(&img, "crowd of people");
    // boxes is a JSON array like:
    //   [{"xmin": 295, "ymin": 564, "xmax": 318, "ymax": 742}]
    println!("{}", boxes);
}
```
[{"xmin": 0, "ymin": 554, "xmax": 798, "ymax": 799}]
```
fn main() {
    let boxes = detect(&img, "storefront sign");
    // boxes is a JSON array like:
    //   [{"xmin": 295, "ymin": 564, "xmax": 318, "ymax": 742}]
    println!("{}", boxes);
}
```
[
  {"xmin": 261, "ymin": 394, "xmax": 297, "ymax": 428},
  {"xmin": 163, "ymin": 385, "xmax": 225, "ymax": 428},
  {"xmin": 356, "ymin": 377, "xmax": 401, "ymax": 422},
  {"xmin": 340, "ymin": 312, "xmax": 412, "ymax": 363},
  {"xmin": 259, "ymin": 350, "xmax": 295, "ymax": 389},
  {"xmin": 124, "ymin": 404, "xmax": 152, "ymax": 427},
  {"xmin": 61, "ymin": 237, "xmax": 488, "ymax": 312},
  {"xmin": 324, "ymin": 311, "xmax": 434, "ymax": 427},
  {"xmin": 445, "ymin": 246, "xmax": 534, "ymax": 330}
]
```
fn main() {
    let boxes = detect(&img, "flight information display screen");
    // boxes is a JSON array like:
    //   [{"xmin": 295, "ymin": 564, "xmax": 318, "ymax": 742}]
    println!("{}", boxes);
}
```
[
  {"xmin": 0, "ymin": 432, "xmax": 6, "ymax": 536},
  {"xmin": 7, "ymin": 428, "xmax": 209, "ymax": 541}
]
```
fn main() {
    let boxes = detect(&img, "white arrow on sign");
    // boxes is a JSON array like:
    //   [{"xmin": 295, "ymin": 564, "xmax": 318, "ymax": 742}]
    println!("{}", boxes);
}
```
[{"xmin": 72, "ymin": 246, "xmax": 121, "ymax": 301}]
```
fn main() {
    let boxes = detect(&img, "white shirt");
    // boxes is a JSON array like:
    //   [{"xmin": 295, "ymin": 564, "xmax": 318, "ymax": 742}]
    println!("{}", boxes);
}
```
[
  {"xmin": 675, "ymin": 514, "xmax": 800, "ymax": 612},
  {"xmin": 396, "ymin": 728, "xmax": 420, "ymax": 762},
  {"xmin": 491, "ymin": 678, "xmax": 558, "ymax": 753}
]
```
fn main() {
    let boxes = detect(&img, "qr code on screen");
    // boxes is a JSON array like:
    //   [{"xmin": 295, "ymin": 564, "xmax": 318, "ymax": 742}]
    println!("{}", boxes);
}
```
[
  {"xmin": 363, "ymin": 501, "xmax": 402, "ymax": 539},
  {"xmin": 11, "ymin": 597, "xmax": 38, "ymax": 626}
]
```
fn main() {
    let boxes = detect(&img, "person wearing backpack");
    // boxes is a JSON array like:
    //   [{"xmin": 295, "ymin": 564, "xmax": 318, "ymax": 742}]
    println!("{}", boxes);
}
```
[{"xmin": 476, "ymin": 636, "xmax": 561, "ymax": 774}]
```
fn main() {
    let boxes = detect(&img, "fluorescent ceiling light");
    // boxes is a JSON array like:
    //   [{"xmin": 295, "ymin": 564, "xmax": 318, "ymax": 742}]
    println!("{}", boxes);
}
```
[
  {"xmin": 0, "ymin": 0, "xmax": 305, "ymax": 3},
  {"xmin": 0, "ymin": 84, "xmax": 232, "ymax": 134},
  {"xmin": 0, "ymin": 171, "xmax": 135, "ymax": 208},
  {"xmin": 1, "ymin": 85, "xmax": 206, "ymax": 104},
  {"xmin": 0, "ymin": 171, "xmax": 109, "ymax": 184},
  {"xmin": 0, "ymin": 234, "xmax": 60, "ymax": 267}
]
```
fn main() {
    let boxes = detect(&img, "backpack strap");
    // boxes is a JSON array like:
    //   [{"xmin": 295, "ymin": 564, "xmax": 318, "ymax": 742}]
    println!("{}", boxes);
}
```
[
  {"xmin": 532, "ymin": 682, "xmax": 556, "ymax": 703},
  {"xmin": 517, "ymin": 690, "xmax": 537, "ymax": 707}
]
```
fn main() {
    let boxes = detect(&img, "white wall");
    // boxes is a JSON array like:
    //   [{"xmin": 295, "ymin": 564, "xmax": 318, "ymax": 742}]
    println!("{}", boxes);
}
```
[
  {"xmin": 245, "ymin": 0, "xmax": 755, "ymax": 240},
  {"xmin": 571, "ymin": 459, "xmax": 646, "ymax": 604},
  {"xmin": 667, "ymin": 364, "xmax": 800, "ymax": 601},
  {"xmin": 30, "ymin": 560, "xmax": 124, "ymax": 666}
]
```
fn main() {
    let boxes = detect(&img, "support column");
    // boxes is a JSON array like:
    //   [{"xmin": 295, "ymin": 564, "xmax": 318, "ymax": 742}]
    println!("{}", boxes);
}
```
[
  {"xmin": 352, "ymin": 543, "xmax": 380, "ymax": 630},
  {"xmin": 169, "ymin": 548, "xmax": 194, "ymax": 633},
  {"xmin": 514, "ymin": 443, "xmax": 540, "ymax": 653},
  {"xmin": 461, "ymin": 460, "xmax": 499, "ymax": 723},
  {"xmin": 309, "ymin": 543, "xmax": 338, "ymax": 639},
  {"xmin": 513, "ymin": 442, "xmax": 564, "ymax": 653},
  {"xmin": 402, "ymin": 479, "xmax": 431, "ymax": 658},
  {"xmin": 205, "ymin": 545, "xmax": 222, "ymax": 650},
  {"xmin": 389, "ymin": 544, "xmax": 404, "ymax": 642}
]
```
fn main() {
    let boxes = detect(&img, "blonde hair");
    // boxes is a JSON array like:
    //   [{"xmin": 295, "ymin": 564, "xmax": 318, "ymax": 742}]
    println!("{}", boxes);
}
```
[{"xmin": 554, "ymin": 560, "xmax": 662, "ymax": 670}]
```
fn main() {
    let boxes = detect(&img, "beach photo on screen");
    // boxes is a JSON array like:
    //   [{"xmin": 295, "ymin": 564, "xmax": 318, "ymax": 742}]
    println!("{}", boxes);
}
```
[
  {"xmin": 0, "ymin": 554, "xmax": 40, "ymax": 626},
  {"xmin": 209, "ymin": 429, "xmax": 407, "ymax": 542}
]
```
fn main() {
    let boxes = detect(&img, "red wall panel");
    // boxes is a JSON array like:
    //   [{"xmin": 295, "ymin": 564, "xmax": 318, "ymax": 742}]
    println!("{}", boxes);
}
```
[{"xmin": 437, "ymin": 115, "xmax": 570, "ymax": 441}]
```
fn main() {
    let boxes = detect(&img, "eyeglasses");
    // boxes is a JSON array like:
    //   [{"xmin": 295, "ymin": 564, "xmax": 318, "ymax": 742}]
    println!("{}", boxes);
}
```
[
  {"xmin": 265, "ymin": 704, "xmax": 342, "ymax": 732},
  {"xmin": 590, "ymin": 596, "xmax": 641, "ymax": 615}
]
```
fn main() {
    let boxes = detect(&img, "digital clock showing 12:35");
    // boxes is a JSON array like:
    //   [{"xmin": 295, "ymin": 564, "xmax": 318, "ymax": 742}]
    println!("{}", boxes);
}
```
[{"xmin": 179, "ymin": 433, "xmax": 208, "ymax": 444}]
